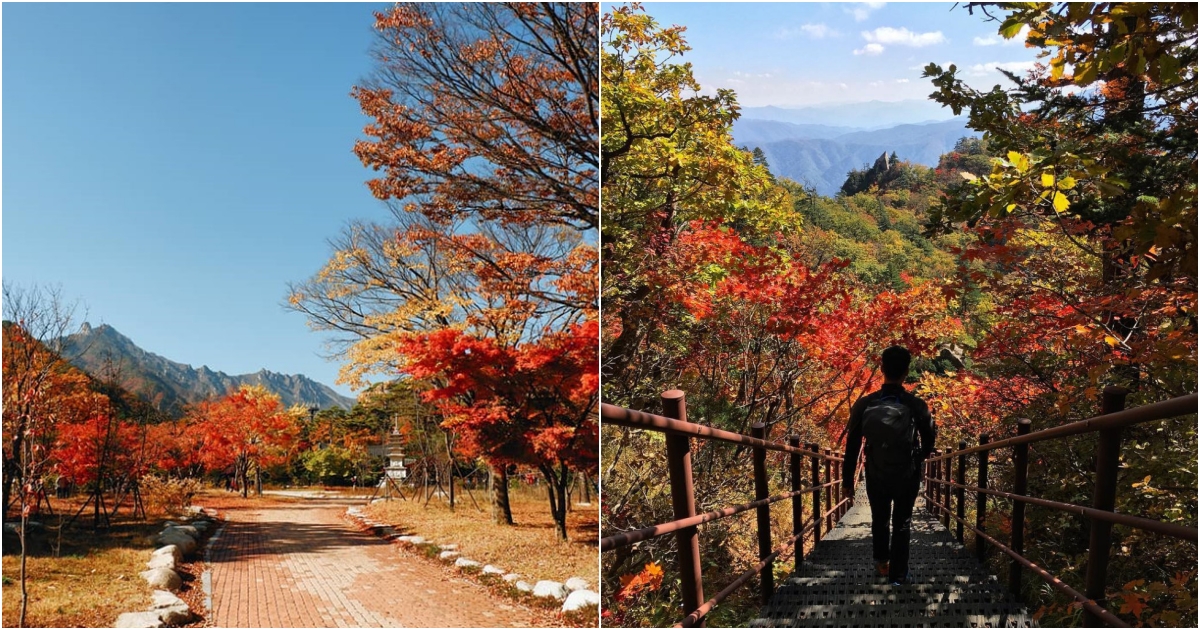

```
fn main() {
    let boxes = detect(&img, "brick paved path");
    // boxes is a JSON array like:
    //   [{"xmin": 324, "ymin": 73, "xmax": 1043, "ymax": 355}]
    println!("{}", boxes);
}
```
[{"xmin": 208, "ymin": 497, "xmax": 541, "ymax": 627}]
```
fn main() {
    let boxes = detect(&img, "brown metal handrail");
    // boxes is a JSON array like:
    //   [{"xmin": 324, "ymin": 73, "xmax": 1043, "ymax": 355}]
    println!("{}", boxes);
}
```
[
  {"xmin": 601, "ymin": 403, "xmax": 841, "ymax": 461},
  {"xmin": 922, "ymin": 387, "xmax": 1197, "ymax": 627},
  {"xmin": 602, "ymin": 389, "xmax": 860, "ymax": 627},
  {"xmin": 601, "ymin": 480, "xmax": 842, "ymax": 551}
]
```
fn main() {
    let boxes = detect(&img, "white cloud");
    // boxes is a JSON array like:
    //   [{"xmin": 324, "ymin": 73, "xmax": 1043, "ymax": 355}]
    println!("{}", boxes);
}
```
[
  {"xmin": 854, "ymin": 43, "xmax": 885, "ymax": 56},
  {"xmin": 966, "ymin": 60, "xmax": 1037, "ymax": 77},
  {"xmin": 973, "ymin": 25, "xmax": 1031, "ymax": 46},
  {"xmin": 848, "ymin": 2, "xmax": 887, "ymax": 22},
  {"xmin": 895, "ymin": 78, "xmax": 910, "ymax": 83},
  {"xmin": 733, "ymin": 71, "xmax": 774, "ymax": 79},
  {"xmin": 800, "ymin": 23, "xmax": 836, "ymax": 39},
  {"xmin": 862, "ymin": 26, "xmax": 946, "ymax": 48},
  {"xmin": 772, "ymin": 23, "xmax": 840, "ymax": 39}
]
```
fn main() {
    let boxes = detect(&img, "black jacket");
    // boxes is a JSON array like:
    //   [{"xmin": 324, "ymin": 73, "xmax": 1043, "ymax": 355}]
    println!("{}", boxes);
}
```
[{"xmin": 842, "ymin": 383, "xmax": 936, "ymax": 485}]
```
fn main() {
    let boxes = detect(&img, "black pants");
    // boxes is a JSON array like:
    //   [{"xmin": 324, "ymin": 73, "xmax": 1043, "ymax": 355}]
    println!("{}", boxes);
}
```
[{"xmin": 865, "ymin": 470, "xmax": 921, "ymax": 582}]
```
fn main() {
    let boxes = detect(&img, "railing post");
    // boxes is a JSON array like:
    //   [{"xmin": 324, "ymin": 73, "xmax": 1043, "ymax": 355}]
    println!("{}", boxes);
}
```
[
  {"xmin": 941, "ymin": 456, "xmax": 951, "ymax": 529},
  {"xmin": 956, "ymin": 440, "xmax": 967, "ymax": 543},
  {"xmin": 831, "ymin": 450, "xmax": 839, "ymax": 519},
  {"xmin": 810, "ymin": 443, "xmax": 822, "ymax": 543},
  {"xmin": 924, "ymin": 457, "xmax": 932, "ymax": 514},
  {"xmin": 931, "ymin": 449, "xmax": 942, "ymax": 517},
  {"xmin": 976, "ymin": 433, "xmax": 990, "ymax": 562},
  {"xmin": 1009, "ymin": 418, "xmax": 1031, "ymax": 598},
  {"xmin": 663, "ymin": 390, "xmax": 704, "ymax": 624},
  {"xmin": 824, "ymin": 450, "xmax": 833, "ymax": 532},
  {"xmin": 750, "ymin": 424, "xmax": 774, "ymax": 605},
  {"xmin": 1084, "ymin": 386, "xmax": 1129, "ymax": 626},
  {"xmin": 789, "ymin": 435, "xmax": 804, "ymax": 572}
]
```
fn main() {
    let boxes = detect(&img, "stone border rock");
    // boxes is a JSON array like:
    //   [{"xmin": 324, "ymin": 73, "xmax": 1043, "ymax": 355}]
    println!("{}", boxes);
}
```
[
  {"xmin": 112, "ymin": 506, "xmax": 217, "ymax": 628},
  {"xmin": 343, "ymin": 506, "xmax": 600, "ymax": 619}
]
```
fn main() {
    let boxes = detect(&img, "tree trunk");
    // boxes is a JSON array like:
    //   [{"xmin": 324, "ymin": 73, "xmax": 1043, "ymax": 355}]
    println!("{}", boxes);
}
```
[
  {"xmin": 491, "ymin": 464, "xmax": 513, "ymax": 525},
  {"xmin": 448, "ymin": 462, "xmax": 455, "ymax": 510},
  {"xmin": 581, "ymin": 471, "xmax": 592, "ymax": 504},
  {"xmin": 239, "ymin": 458, "xmax": 249, "ymax": 499},
  {"xmin": 255, "ymin": 466, "xmax": 262, "ymax": 497},
  {"xmin": 541, "ymin": 464, "xmax": 569, "ymax": 541}
]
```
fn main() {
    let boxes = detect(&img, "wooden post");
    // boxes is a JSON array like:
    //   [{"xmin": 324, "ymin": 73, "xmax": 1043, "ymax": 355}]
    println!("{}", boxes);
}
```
[
  {"xmin": 976, "ymin": 433, "xmax": 990, "ymax": 562},
  {"xmin": 931, "ymin": 450, "xmax": 941, "ymax": 517},
  {"xmin": 1083, "ymin": 387, "xmax": 1129, "ymax": 626},
  {"xmin": 941, "ymin": 456, "xmax": 951, "ymax": 529},
  {"xmin": 956, "ymin": 440, "xmax": 967, "ymax": 543},
  {"xmin": 810, "ymin": 443, "xmax": 822, "ymax": 543},
  {"xmin": 924, "ymin": 458, "xmax": 932, "ymax": 514},
  {"xmin": 663, "ymin": 390, "xmax": 704, "ymax": 625},
  {"xmin": 1009, "ymin": 418, "xmax": 1032, "ymax": 598},
  {"xmin": 824, "ymin": 451, "xmax": 833, "ymax": 532},
  {"xmin": 789, "ymin": 435, "xmax": 804, "ymax": 572},
  {"xmin": 751, "ymin": 424, "xmax": 774, "ymax": 604}
]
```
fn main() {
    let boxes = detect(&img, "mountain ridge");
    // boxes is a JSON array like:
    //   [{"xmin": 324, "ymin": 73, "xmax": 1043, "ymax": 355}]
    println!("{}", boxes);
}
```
[
  {"xmin": 733, "ymin": 117, "xmax": 980, "ymax": 195},
  {"xmin": 61, "ymin": 323, "xmax": 354, "ymax": 416}
]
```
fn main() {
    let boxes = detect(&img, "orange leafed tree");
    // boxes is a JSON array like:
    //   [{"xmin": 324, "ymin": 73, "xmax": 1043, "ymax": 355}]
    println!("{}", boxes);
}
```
[
  {"xmin": 188, "ymin": 386, "xmax": 300, "ymax": 498},
  {"xmin": 398, "ymin": 320, "xmax": 599, "ymax": 540},
  {"xmin": 290, "ymin": 2, "xmax": 598, "ymax": 531},
  {"xmin": 353, "ymin": 2, "xmax": 598, "ymax": 230}
]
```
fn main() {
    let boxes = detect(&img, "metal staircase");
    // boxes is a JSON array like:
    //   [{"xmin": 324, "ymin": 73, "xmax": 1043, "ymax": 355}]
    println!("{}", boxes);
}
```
[{"xmin": 752, "ymin": 491, "xmax": 1035, "ymax": 628}]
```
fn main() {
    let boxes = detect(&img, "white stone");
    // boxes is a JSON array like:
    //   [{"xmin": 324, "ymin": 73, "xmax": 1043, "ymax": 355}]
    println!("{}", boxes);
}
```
[
  {"xmin": 154, "ymin": 531, "xmax": 197, "ymax": 556},
  {"xmin": 114, "ymin": 611, "xmax": 166, "ymax": 628},
  {"xmin": 438, "ymin": 543, "xmax": 458, "ymax": 551},
  {"xmin": 562, "ymin": 589, "xmax": 601, "ymax": 612},
  {"xmin": 565, "ymin": 577, "xmax": 590, "ymax": 592},
  {"xmin": 149, "ymin": 591, "xmax": 192, "ymax": 625},
  {"xmin": 514, "ymin": 580, "xmax": 534, "ymax": 593},
  {"xmin": 454, "ymin": 557, "xmax": 481, "ymax": 569},
  {"xmin": 482, "ymin": 565, "xmax": 505, "ymax": 576},
  {"xmin": 151, "ymin": 545, "xmax": 182, "ymax": 564},
  {"xmin": 155, "ymin": 604, "xmax": 191, "ymax": 626},
  {"xmin": 145, "ymin": 554, "xmax": 175, "ymax": 571},
  {"xmin": 396, "ymin": 535, "xmax": 426, "ymax": 545},
  {"xmin": 139, "ymin": 568, "xmax": 182, "ymax": 591},
  {"xmin": 162, "ymin": 525, "xmax": 199, "ymax": 539},
  {"xmin": 533, "ymin": 580, "xmax": 567, "ymax": 600},
  {"xmin": 502, "ymin": 573, "xmax": 521, "ymax": 583},
  {"xmin": 150, "ymin": 590, "xmax": 186, "ymax": 610},
  {"xmin": 438, "ymin": 550, "xmax": 460, "ymax": 561}
]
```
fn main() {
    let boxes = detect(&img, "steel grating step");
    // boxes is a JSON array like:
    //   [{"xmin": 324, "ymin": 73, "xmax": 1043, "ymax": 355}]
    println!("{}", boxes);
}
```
[{"xmin": 752, "ymin": 489, "xmax": 1035, "ymax": 628}]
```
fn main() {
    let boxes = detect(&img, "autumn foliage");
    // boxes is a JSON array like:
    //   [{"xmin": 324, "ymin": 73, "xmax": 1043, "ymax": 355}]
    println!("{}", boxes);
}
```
[
  {"xmin": 602, "ymin": 3, "xmax": 1195, "ymax": 626},
  {"xmin": 186, "ymin": 386, "xmax": 301, "ymax": 497}
]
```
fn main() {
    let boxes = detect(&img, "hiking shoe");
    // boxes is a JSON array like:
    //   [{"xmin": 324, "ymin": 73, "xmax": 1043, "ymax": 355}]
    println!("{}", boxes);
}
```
[
  {"xmin": 874, "ymin": 560, "xmax": 889, "ymax": 577},
  {"xmin": 889, "ymin": 571, "xmax": 912, "ymax": 586}
]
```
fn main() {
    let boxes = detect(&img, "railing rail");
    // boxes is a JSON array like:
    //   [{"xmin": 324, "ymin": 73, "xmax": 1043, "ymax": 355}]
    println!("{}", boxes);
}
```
[
  {"xmin": 601, "ymin": 390, "xmax": 860, "ymax": 627},
  {"xmin": 923, "ymin": 387, "xmax": 1198, "ymax": 627}
]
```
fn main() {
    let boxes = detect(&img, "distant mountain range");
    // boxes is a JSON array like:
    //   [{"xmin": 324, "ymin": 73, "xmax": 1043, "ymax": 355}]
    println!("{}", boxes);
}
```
[
  {"xmin": 732, "ymin": 114, "xmax": 981, "ymax": 195},
  {"xmin": 60, "ymin": 323, "xmax": 354, "ymax": 416},
  {"xmin": 739, "ymin": 99, "xmax": 957, "ymax": 129}
]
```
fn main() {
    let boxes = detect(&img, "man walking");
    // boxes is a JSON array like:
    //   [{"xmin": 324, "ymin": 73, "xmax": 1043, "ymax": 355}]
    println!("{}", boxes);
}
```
[{"xmin": 841, "ymin": 346, "xmax": 936, "ymax": 585}]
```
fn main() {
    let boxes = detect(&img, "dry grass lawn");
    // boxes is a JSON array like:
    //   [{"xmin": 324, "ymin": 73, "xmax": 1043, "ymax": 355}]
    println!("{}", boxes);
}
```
[
  {"xmin": 1, "ymin": 512, "xmax": 161, "ymax": 628},
  {"xmin": 366, "ymin": 483, "xmax": 598, "ymax": 585}
]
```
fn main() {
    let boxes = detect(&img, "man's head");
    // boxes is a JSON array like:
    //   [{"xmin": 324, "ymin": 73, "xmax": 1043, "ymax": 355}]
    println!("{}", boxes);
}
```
[{"xmin": 881, "ymin": 345, "xmax": 911, "ymax": 383}]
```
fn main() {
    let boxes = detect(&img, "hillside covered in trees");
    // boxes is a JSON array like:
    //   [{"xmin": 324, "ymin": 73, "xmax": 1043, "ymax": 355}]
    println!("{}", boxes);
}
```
[{"xmin": 601, "ymin": 2, "xmax": 1196, "ymax": 627}]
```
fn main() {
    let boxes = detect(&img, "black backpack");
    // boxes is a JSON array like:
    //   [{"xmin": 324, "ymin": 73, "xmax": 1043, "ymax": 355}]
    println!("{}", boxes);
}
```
[{"xmin": 861, "ymin": 395, "xmax": 918, "ymax": 478}]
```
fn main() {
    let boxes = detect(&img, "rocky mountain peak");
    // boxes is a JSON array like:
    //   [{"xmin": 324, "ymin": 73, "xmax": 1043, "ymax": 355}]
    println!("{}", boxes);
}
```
[{"xmin": 58, "ymin": 324, "xmax": 353, "ymax": 416}]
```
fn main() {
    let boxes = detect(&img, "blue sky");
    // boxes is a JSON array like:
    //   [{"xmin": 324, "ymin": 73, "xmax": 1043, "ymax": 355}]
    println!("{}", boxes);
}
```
[
  {"xmin": 630, "ymin": 2, "xmax": 1041, "ymax": 107},
  {"xmin": 3, "ymin": 3, "xmax": 398, "ymax": 396}
]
